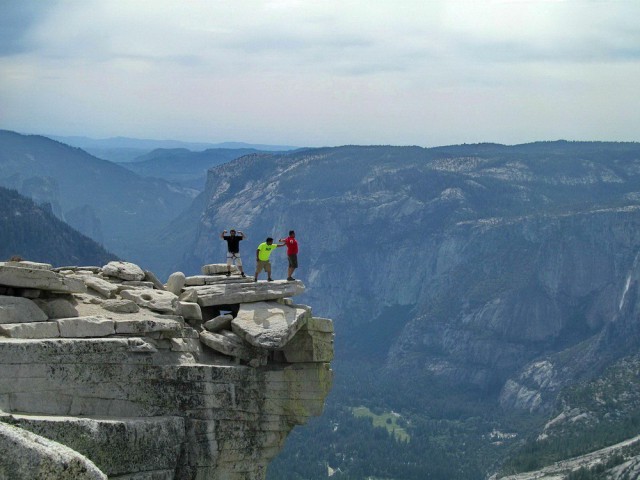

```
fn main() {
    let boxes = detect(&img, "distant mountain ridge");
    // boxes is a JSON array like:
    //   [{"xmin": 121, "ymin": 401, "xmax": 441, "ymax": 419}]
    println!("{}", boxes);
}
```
[
  {"xmin": 48, "ymin": 134, "xmax": 298, "ymax": 162},
  {"xmin": 118, "ymin": 147, "xmax": 267, "ymax": 190}
]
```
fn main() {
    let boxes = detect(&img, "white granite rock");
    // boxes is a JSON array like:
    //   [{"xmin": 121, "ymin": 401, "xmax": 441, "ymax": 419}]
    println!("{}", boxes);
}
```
[
  {"xmin": 120, "ymin": 288, "xmax": 179, "ymax": 314},
  {"xmin": 232, "ymin": 301, "xmax": 311, "ymax": 349},
  {"xmin": 189, "ymin": 280, "xmax": 305, "ymax": 307},
  {"xmin": 0, "ymin": 422, "xmax": 107, "ymax": 479},
  {"xmin": 166, "ymin": 271, "xmax": 186, "ymax": 295},
  {"xmin": 0, "ymin": 321, "xmax": 60, "ymax": 339},
  {"xmin": 176, "ymin": 301, "xmax": 202, "ymax": 321},
  {"xmin": 102, "ymin": 261, "xmax": 145, "ymax": 281},
  {"xmin": 83, "ymin": 275, "xmax": 119, "ymax": 298},
  {"xmin": 0, "ymin": 296, "xmax": 48, "ymax": 324},
  {"xmin": 0, "ymin": 265, "xmax": 87, "ymax": 293},
  {"xmin": 57, "ymin": 316, "xmax": 116, "ymax": 337}
]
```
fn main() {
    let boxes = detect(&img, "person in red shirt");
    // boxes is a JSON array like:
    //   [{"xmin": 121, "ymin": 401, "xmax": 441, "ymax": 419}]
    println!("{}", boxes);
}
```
[{"xmin": 279, "ymin": 230, "xmax": 298, "ymax": 281}]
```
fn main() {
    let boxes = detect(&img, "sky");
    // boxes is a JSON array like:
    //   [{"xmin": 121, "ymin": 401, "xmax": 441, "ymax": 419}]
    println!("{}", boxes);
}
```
[{"xmin": 1, "ymin": 0, "xmax": 639, "ymax": 148}]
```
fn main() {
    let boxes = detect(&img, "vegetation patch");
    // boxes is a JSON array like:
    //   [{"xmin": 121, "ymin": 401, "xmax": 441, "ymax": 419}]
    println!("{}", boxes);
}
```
[{"xmin": 351, "ymin": 406, "xmax": 410, "ymax": 442}]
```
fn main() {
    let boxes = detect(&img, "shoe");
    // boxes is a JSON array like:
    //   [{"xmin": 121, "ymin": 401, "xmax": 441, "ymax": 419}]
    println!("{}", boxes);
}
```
[
  {"xmin": 225, "ymin": 272, "xmax": 230, "ymax": 277},
  {"xmin": 267, "ymin": 277, "xmax": 273, "ymax": 282},
  {"xmin": 287, "ymin": 277, "xmax": 295, "ymax": 281},
  {"xmin": 241, "ymin": 273, "xmax": 246, "ymax": 277}
]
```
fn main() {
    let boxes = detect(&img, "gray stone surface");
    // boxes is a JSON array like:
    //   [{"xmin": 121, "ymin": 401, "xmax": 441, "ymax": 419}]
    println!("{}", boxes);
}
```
[
  {"xmin": 34, "ymin": 297, "xmax": 79, "ymax": 319},
  {"xmin": 0, "ymin": 296, "xmax": 48, "ymax": 324},
  {"xmin": 0, "ymin": 265, "xmax": 87, "ymax": 293},
  {"xmin": 0, "ymin": 421, "xmax": 107, "ymax": 479},
  {"xmin": 189, "ymin": 280, "xmax": 305, "ymax": 307},
  {"xmin": 102, "ymin": 261, "xmax": 145, "ymax": 281},
  {"xmin": 120, "ymin": 289, "xmax": 179, "ymax": 314},
  {"xmin": 232, "ymin": 301, "xmax": 311, "ymax": 349},
  {"xmin": 102, "ymin": 298, "xmax": 140, "ymax": 313}
]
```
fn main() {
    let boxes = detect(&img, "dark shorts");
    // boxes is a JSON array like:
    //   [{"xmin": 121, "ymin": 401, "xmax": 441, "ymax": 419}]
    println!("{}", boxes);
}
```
[{"xmin": 288, "ymin": 254, "xmax": 298, "ymax": 268}]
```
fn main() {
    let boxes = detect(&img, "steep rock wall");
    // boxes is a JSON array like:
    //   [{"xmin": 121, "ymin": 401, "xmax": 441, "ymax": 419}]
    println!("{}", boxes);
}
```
[{"xmin": 0, "ymin": 260, "xmax": 333, "ymax": 479}]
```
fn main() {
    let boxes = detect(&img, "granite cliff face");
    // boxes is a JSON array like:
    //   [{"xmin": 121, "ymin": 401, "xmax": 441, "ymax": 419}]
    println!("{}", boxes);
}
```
[{"xmin": 0, "ymin": 260, "xmax": 333, "ymax": 479}]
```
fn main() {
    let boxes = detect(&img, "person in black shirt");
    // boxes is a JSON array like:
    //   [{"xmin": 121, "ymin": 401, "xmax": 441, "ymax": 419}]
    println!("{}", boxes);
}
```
[{"xmin": 220, "ymin": 229, "xmax": 246, "ymax": 277}]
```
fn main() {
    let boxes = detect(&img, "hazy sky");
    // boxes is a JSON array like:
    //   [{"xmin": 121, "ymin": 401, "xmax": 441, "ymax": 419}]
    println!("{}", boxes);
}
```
[{"xmin": 1, "ymin": 0, "xmax": 639, "ymax": 147}]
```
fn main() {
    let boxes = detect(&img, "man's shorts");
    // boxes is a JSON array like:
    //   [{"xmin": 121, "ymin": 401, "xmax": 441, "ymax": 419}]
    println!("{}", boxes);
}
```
[
  {"xmin": 287, "ymin": 254, "xmax": 298, "ymax": 268},
  {"xmin": 227, "ymin": 252, "xmax": 242, "ymax": 266},
  {"xmin": 256, "ymin": 260, "xmax": 271, "ymax": 274}
]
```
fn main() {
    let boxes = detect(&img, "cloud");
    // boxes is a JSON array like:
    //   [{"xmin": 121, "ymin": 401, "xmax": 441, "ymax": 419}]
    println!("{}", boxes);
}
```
[
  {"xmin": 0, "ymin": 0, "xmax": 60, "ymax": 56},
  {"xmin": 1, "ymin": 0, "xmax": 639, "ymax": 146}
]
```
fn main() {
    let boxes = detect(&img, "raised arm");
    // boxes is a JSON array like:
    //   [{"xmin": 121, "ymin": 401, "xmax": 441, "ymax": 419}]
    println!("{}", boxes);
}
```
[
  {"xmin": 238, "ymin": 230, "xmax": 246, "ymax": 239},
  {"xmin": 220, "ymin": 230, "xmax": 227, "ymax": 240}
]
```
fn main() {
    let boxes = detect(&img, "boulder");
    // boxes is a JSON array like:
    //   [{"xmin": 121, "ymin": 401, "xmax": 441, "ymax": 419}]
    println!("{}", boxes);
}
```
[
  {"xmin": 102, "ymin": 299, "xmax": 140, "ymax": 314},
  {"xmin": 177, "ymin": 301, "xmax": 202, "ymax": 321},
  {"xmin": 0, "ymin": 265, "xmax": 86, "ymax": 293},
  {"xmin": 83, "ymin": 275, "xmax": 120, "ymax": 298},
  {"xmin": 188, "ymin": 280, "xmax": 305, "ymax": 307},
  {"xmin": 232, "ymin": 301, "xmax": 311, "ymax": 349},
  {"xmin": 179, "ymin": 289, "xmax": 199, "ymax": 303},
  {"xmin": 120, "ymin": 288, "xmax": 179, "ymax": 314},
  {"xmin": 203, "ymin": 314, "xmax": 233, "ymax": 333},
  {"xmin": 0, "ymin": 296, "xmax": 48, "ymax": 324},
  {"xmin": 199, "ymin": 330, "xmax": 260, "ymax": 362},
  {"xmin": 166, "ymin": 271, "xmax": 186, "ymax": 295},
  {"xmin": 102, "ymin": 261, "xmax": 145, "ymax": 281}
]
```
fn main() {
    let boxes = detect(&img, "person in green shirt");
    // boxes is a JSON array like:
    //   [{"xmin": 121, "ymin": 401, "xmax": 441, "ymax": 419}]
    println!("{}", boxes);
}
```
[{"xmin": 254, "ymin": 237, "xmax": 284, "ymax": 282}]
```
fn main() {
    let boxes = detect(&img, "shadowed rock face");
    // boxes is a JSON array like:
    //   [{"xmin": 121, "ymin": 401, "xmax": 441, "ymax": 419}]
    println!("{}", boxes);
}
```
[{"xmin": 0, "ymin": 260, "xmax": 333, "ymax": 479}]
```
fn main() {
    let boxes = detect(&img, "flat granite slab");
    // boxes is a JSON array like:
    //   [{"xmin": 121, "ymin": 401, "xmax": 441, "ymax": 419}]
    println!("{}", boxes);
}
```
[
  {"xmin": 231, "ymin": 301, "xmax": 311, "ymax": 349},
  {"xmin": 188, "ymin": 280, "xmax": 305, "ymax": 307},
  {"xmin": 0, "ymin": 265, "xmax": 86, "ymax": 294}
]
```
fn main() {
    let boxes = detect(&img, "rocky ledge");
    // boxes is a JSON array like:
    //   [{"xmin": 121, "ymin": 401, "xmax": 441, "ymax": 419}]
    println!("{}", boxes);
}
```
[{"xmin": 0, "ymin": 260, "xmax": 333, "ymax": 479}]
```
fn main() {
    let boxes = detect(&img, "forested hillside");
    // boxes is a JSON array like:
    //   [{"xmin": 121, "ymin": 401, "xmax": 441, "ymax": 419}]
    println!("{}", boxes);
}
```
[{"xmin": 0, "ymin": 187, "xmax": 115, "ymax": 266}]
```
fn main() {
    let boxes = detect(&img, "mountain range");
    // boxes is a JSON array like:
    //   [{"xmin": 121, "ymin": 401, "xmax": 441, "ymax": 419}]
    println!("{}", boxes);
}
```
[{"xmin": 4, "ymin": 130, "xmax": 640, "ymax": 478}]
